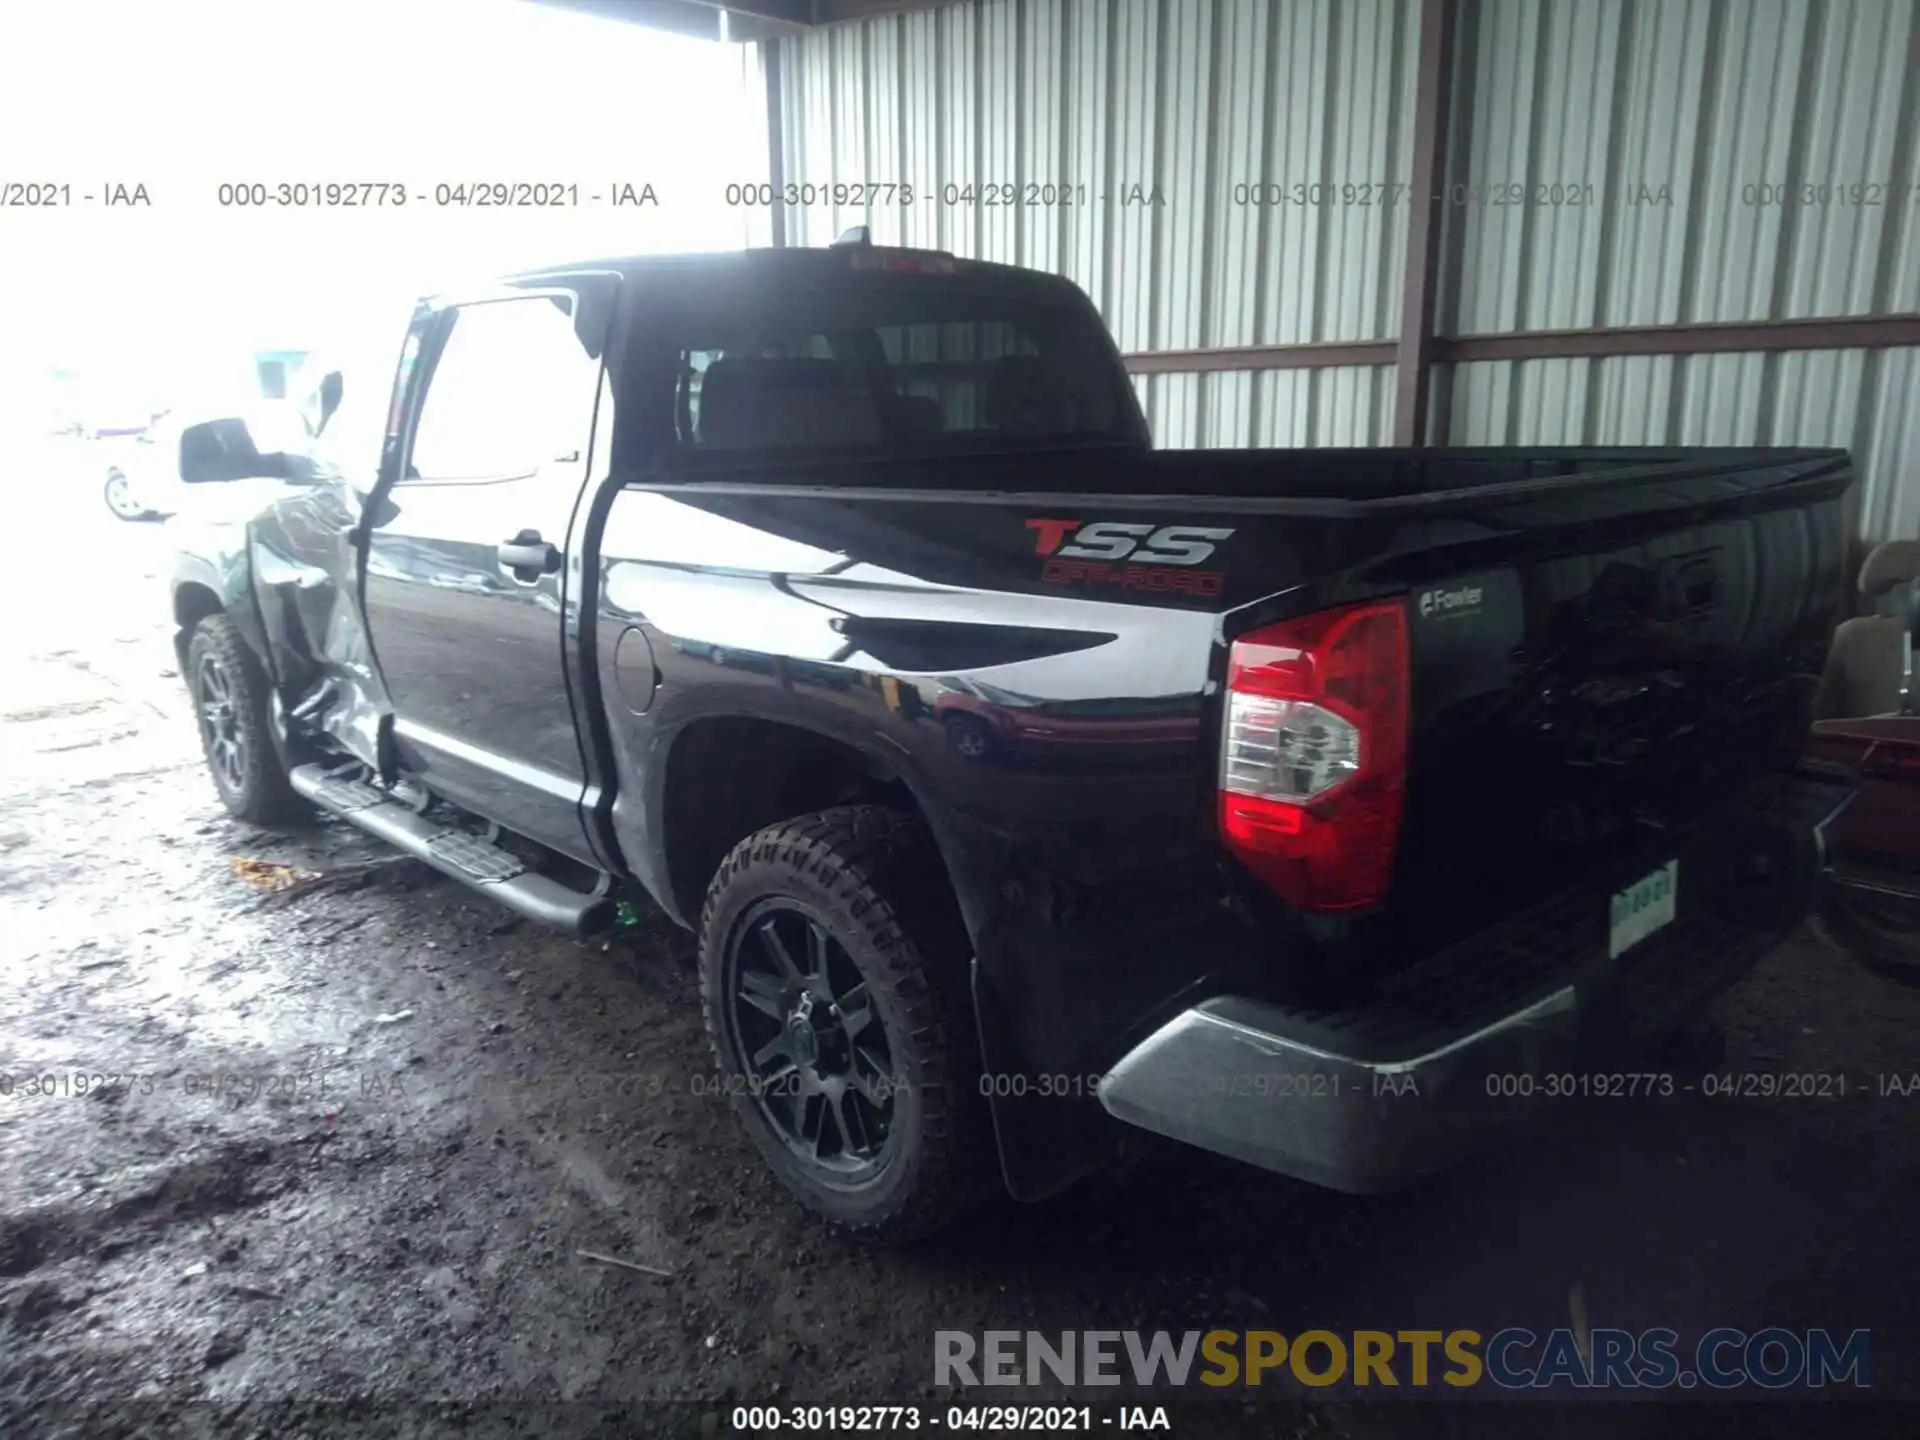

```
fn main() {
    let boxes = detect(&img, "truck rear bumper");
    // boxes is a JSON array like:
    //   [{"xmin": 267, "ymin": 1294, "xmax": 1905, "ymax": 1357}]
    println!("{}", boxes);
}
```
[{"xmin": 1097, "ymin": 765, "xmax": 1856, "ymax": 1193}]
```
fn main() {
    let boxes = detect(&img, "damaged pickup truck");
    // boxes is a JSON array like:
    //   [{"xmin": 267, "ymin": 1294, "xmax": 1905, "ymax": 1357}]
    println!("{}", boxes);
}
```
[{"xmin": 171, "ymin": 238, "xmax": 1859, "ymax": 1239}]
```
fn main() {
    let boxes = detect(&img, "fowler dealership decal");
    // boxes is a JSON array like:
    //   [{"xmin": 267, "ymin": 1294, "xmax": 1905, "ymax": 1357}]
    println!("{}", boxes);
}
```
[
  {"xmin": 1026, "ymin": 518, "xmax": 1234, "ymax": 597},
  {"xmin": 1419, "ymin": 583, "xmax": 1484, "ymax": 618}
]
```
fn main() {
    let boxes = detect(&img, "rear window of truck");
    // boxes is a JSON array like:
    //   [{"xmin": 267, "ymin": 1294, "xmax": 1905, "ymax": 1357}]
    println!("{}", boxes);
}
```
[{"xmin": 660, "ymin": 282, "xmax": 1142, "ymax": 458}]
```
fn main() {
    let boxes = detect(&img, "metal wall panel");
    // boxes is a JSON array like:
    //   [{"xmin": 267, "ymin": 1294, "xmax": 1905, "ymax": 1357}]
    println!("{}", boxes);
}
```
[
  {"xmin": 1142, "ymin": 365, "xmax": 1396, "ymax": 448},
  {"xmin": 738, "ymin": 41, "xmax": 777, "ymax": 249},
  {"xmin": 1452, "ymin": 0, "xmax": 1920, "ymax": 332},
  {"xmin": 1859, "ymin": 349, "xmax": 1920, "ymax": 540},
  {"xmin": 778, "ymin": 0, "xmax": 1418, "ymax": 353},
  {"xmin": 1443, "ymin": 0, "xmax": 1920, "ymax": 539},
  {"xmin": 1448, "ymin": 346, "xmax": 1920, "ymax": 541}
]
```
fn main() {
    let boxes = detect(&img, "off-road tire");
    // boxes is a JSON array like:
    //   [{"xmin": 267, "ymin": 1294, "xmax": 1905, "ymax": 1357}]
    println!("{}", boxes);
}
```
[
  {"xmin": 186, "ymin": 614, "xmax": 308, "ymax": 825},
  {"xmin": 698, "ymin": 805, "xmax": 992, "ymax": 1242}
]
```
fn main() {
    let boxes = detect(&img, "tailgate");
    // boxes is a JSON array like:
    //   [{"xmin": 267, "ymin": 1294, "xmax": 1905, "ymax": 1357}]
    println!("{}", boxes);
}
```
[{"xmin": 1378, "ymin": 450, "xmax": 1851, "ymax": 961}]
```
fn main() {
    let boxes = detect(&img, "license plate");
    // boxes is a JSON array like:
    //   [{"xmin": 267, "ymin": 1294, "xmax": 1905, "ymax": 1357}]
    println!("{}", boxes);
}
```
[{"xmin": 1609, "ymin": 860, "xmax": 1678, "ymax": 959}]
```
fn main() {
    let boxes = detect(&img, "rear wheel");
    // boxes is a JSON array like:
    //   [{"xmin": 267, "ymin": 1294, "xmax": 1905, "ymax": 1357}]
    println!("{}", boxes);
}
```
[
  {"xmin": 186, "ymin": 614, "xmax": 307, "ymax": 825},
  {"xmin": 698, "ymin": 806, "xmax": 990, "ymax": 1241},
  {"xmin": 1816, "ymin": 886, "xmax": 1920, "ymax": 985}
]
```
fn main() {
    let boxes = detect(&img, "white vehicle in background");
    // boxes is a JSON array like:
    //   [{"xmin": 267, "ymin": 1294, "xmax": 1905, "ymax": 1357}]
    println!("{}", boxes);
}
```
[
  {"xmin": 100, "ymin": 312, "xmax": 400, "ymax": 522},
  {"xmin": 100, "ymin": 423, "xmax": 175, "ymax": 520},
  {"xmin": 100, "ymin": 397, "xmax": 317, "ymax": 522}
]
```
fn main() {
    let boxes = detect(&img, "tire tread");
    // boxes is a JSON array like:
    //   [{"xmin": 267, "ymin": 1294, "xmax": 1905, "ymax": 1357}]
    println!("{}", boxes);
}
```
[
  {"xmin": 186, "ymin": 614, "xmax": 307, "ymax": 825},
  {"xmin": 697, "ymin": 805, "xmax": 992, "ymax": 1242}
]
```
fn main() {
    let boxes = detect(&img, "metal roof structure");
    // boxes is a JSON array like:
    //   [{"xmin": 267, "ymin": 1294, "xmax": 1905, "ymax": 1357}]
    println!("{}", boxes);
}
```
[{"xmin": 526, "ymin": 0, "xmax": 950, "ymax": 44}]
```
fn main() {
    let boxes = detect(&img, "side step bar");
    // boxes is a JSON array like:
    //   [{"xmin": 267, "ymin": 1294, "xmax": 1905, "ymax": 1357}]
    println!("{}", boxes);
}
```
[{"xmin": 289, "ymin": 764, "xmax": 618, "ymax": 936}]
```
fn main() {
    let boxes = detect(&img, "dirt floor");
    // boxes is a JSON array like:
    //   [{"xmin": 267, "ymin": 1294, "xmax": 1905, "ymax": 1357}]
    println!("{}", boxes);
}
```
[{"xmin": 4, "ymin": 438, "xmax": 1919, "ymax": 1439}]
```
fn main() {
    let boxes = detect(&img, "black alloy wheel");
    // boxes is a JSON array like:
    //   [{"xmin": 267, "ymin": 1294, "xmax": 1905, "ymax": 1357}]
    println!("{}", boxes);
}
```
[
  {"xmin": 723, "ymin": 899, "xmax": 897, "ymax": 1181},
  {"xmin": 195, "ymin": 649, "xmax": 247, "ymax": 797},
  {"xmin": 185, "ymin": 614, "xmax": 307, "ymax": 824}
]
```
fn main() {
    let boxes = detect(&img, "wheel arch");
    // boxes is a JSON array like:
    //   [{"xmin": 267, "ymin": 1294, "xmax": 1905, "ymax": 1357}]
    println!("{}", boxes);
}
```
[
  {"xmin": 170, "ymin": 536, "xmax": 276, "ymax": 683},
  {"xmin": 648, "ymin": 711, "xmax": 986, "ymax": 948},
  {"xmin": 171, "ymin": 580, "xmax": 227, "ymax": 671}
]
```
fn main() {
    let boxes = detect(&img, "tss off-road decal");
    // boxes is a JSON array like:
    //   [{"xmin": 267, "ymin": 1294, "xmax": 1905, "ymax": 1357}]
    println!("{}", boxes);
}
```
[{"xmin": 1025, "ymin": 518, "xmax": 1235, "ymax": 597}]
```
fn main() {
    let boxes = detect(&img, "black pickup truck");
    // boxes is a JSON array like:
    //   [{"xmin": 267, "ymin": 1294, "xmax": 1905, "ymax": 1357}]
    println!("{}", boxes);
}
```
[{"xmin": 170, "ymin": 238, "xmax": 1858, "ymax": 1239}]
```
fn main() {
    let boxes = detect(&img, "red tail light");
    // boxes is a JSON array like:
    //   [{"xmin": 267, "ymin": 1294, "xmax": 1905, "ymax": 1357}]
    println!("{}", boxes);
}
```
[
  {"xmin": 1863, "ymin": 741, "xmax": 1920, "ymax": 779},
  {"xmin": 1217, "ymin": 599, "xmax": 1411, "ymax": 912}
]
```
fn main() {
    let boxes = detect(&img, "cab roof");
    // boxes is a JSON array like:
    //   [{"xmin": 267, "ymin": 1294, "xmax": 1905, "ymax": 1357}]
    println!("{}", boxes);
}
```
[{"xmin": 494, "ymin": 245, "xmax": 1085, "ymax": 298}]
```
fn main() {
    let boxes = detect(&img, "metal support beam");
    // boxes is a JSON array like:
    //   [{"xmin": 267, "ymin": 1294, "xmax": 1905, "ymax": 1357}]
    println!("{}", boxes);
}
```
[
  {"xmin": 728, "ymin": 0, "xmax": 814, "ymax": 21},
  {"xmin": 523, "ymin": 0, "xmax": 807, "ymax": 41},
  {"xmin": 1121, "ymin": 314, "xmax": 1920, "ymax": 377},
  {"xmin": 763, "ymin": 39, "xmax": 787, "ymax": 247},
  {"xmin": 1124, "ymin": 340, "xmax": 1397, "ymax": 376},
  {"xmin": 1121, "ymin": 313, "xmax": 1920, "ymax": 378},
  {"xmin": 1393, "ymin": 0, "xmax": 1460, "ymax": 445},
  {"xmin": 525, "ymin": 0, "xmax": 957, "ymax": 31},
  {"xmin": 814, "ymin": 0, "xmax": 951, "ymax": 19},
  {"xmin": 1442, "ymin": 315, "xmax": 1920, "ymax": 362}
]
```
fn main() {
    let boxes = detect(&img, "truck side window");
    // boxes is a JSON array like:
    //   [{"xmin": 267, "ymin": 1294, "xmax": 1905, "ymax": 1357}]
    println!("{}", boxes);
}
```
[
  {"xmin": 667, "ymin": 307, "xmax": 1108, "ymax": 454},
  {"xmin": 405, "ymin": 296, "xmax": 601, "ymax": 484}
]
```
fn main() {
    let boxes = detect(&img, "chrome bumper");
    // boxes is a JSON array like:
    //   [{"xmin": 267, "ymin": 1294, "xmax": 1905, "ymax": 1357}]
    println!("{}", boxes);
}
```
[
  {"xmin": 1098, "ymin": 766, "xmax": 1855, "ymax": 1193},
  {"xmin": 1097, "ymin": 987, "xmax": 1588, "ymax": 1193}
]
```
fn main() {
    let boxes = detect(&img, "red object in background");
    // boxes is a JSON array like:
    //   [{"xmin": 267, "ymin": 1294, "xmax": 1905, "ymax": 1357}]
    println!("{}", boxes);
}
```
[
  {"xmin": 1807, "ymin": 558, "xmax": 1920, "ymax": 983},
  {"xmin": 1809, "ymin": 712, "xmax": 1920, "ymax": 982},
  {"xmin": 1811, "ymin": 715, "xmax": 1920, "ymax": 860}
]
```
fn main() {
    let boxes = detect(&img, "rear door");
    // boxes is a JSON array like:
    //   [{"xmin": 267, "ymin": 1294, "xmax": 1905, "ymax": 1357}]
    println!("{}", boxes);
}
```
[{"xmin": 362, "ymin": 279, "xmax": 615, "ymax": 861}]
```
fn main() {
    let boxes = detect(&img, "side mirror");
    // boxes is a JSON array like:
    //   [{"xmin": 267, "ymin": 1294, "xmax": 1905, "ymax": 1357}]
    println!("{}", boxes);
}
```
[
  {"xmin": 178, "ymin": 416, "xmax": 309, "ymax": 484},
  {"xmin": 317, "ymin": 371, "xmax": 343, "ymax": 435}
]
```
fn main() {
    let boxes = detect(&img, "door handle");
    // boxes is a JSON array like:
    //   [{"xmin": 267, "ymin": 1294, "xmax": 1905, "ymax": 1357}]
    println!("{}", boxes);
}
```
[{"xmin": 498, "ymin": 530, "xmax": 560, "ymax": 576}]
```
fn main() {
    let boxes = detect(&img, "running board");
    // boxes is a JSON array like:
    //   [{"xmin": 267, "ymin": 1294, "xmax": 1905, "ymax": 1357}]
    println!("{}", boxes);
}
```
[{"xmin": 289, "ymin": 764, "xmax": 617, "ymax": 935}]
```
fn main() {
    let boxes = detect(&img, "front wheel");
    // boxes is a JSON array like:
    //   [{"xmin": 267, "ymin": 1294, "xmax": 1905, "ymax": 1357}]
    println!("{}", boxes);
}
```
[
  {"xmin": 698, "ymin": 806, "xmax": 990, "ymax": 1241},
  {"xmin": 1816, "ymin": 885, "xmax": 1920, "ymax": 985},
  {"xmin": 186, "ymin": 614, "xmax": 308, "ymax": 825},
  {"xmin": 103, "ymin": 467, "xmax": 148, "ymax": 521}
]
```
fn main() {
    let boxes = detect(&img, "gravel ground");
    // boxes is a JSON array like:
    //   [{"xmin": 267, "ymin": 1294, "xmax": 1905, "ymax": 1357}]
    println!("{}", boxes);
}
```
[{"xmin": 3, "ymin": 437, "xmax": 1918, "ymax": 1439}]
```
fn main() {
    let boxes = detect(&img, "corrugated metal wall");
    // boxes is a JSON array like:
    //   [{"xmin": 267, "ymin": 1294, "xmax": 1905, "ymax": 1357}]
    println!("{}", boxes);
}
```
[
  {"xmin": 1442, "ymin": 0, "xmax": 1920, "ymax": 540},
  {"xmin": 1134, "ymin": 366, "xmax": 1400, "ymax": 448},
  {"xmin": 778, "ymin": 0, "xmax": 1417, "ymax": 448},
  {"xmin": 777, "ymin": 0, "xmax": 1920, "ymax": 539}
]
